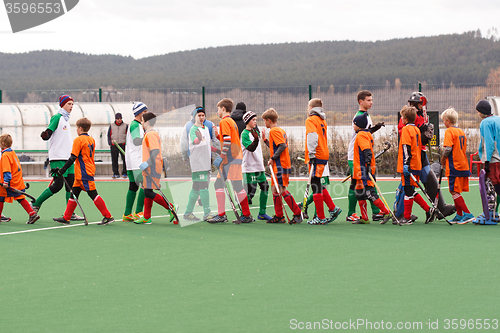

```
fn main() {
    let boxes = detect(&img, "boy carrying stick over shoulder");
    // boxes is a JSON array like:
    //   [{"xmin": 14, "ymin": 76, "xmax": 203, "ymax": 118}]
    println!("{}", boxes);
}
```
[
  {"xmin": 351, "ymin": 113, "xmax": 390, "ymax": 224},
  {"xmin": 261, "ymin": 108, "xmax": 302, "ymax": 224},
  {"xmin": 0, "ymin": 134, "xmax": 39, "ymax": 224},
  {"xmin": 52, "ymin": 118, "xmax": 114, "ymax": 225},
  {"xmin": 398, "ymin": 106, "xmax": 434, "ymax": 225},
  {"xmin": 440, "ymin": 108, "xmax": 473, "ymax": 223}
]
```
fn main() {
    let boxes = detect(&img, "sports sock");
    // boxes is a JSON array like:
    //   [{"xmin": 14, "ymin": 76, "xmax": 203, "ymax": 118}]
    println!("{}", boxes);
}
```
[
  {"xmin": 135, "ymin": 188, "xmax": 145, "ymax": 213},
  {"xmin": 283, "ymin": 190, "xmax": 301, "ymax": 215},
  {"xmin": 321, "ymin": 188, "xmax": 336, "ymax": 211},
  {"xmin": 373, "ymin": 198, "xmax": 389, "ymax": 215},
  {"xmin": 313, "ymin": 193, "xmax": 326, "ymax": 219},
  {"xmin": 404, "ymin": 196, "xmax": 414, "ymax": 219},
  {"xmin": 496, "ymin": 195, "xmax": 500, "ymax": 213},
  {"xmin": 348, "ymin": 189, "xmax": 357, "ymax": 216},
  {"xmin": 185, "ymin": 189, "xmax": 199, "ymax": 214},
  {"xmin": 452, "ymin": 193, "xmax": 470, "ymax": 215},
  {"xmin": 144, "ymin": 197, "xmax": 153, "ymax": 219},
  {"xmin": 259, "ymin": 190, "xmax": 268, "ymax": 215},
  {"xmin": 199, "ymin": 189, "xmax": 211, "ymax": 215},
  {"xmin": 369, "ymin": 198, "xmax": 381, "ymax": 215},
  {"xmin": 236, "ymin": 190, "xmax": 251, "ymax": 216},
  {"xmin": 34, "ymin": 187, "xmax": 54, "ymax": 207},
  {"xmin": 124, "ymin": 190, "xmax": 137, "ymax": 216},
  {"xmin": 94, "ymin": 195, "xmax": 111, "ymax": 218},
  {"xmin": 0, "ymin": 202, "xmax": 3, "ymax": 216},
  {"xmin": 359, "ymin": 200, "xmax": 368, "ymax": 220},
  {"xmin": 63, "ymin": 199, "xmax": 78, "ymax": 221},
  {"xmin": 273, "ymin": 193, "xmax": 284, "ymax": 217},
  {"xmin": 414, "ymin": 193, "xmax": 430, "ymax": 212},
  {"xmin": 18, "ymin": 198, "xmax": 35, "ymax": 216},
  {"xmin": 215, "ymin": 188, "xmax": 225, "ymax": 216},
  {"xmin": 153, "ymin": 194, "xmax": 170, "ymax": 210}
]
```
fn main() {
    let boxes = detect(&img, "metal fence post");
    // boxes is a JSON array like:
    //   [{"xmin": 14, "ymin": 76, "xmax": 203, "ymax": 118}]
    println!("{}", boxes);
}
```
[
  {"xmin": 202, "ymin": 86, "xmax": 205, "ymax": 109},
  {"xmin": 0, "ymin": 90, "xmax": 2, "ymax": 103},
  {"xmin": 418, "ymin": 81, "xmax": 422, "ymax": 92},
  {"xmin": 99, "ymin": 88, "xmax": 102, "ymax": 102},
  {"xmin": 308, "ymin": 85, "xmax": 312, "ymax": 100}
]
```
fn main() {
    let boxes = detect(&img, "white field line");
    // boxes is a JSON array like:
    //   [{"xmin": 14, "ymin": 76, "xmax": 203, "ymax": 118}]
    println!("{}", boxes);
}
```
[{"xmin": 0, "ymin": 184, "xmax": 479, "ymax": 232}]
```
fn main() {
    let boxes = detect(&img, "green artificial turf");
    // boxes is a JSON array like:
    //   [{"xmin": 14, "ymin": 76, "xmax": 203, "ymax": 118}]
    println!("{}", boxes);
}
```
[{"xmin": 0, "ymin": 179, "xmax": 498, "ymax": 332}]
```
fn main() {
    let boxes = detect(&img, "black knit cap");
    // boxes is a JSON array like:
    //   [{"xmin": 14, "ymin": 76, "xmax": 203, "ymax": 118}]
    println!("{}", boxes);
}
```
[
  {"xmin": 476, "ymin": 100, "xmax": 492, "ymax": 115},
  {"xmin": 353, "ymin": 112, "xmax": 368, "ymax": 129},
  {"xmin": 235, "ymin": 102, "xmax": 246, "ymax": 111}
]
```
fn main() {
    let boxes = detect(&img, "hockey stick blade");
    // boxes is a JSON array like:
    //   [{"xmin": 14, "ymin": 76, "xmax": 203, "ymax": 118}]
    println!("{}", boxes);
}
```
[
  {"xmin": 410, "ymin": 174, "xmax": 452, "ymax": 225},
  {"xmin": 143, "ymin": 168, "xmax": 179, "ymax": 224}
]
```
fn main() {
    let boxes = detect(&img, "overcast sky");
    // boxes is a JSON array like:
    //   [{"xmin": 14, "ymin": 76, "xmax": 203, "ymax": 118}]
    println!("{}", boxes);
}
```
[{"xmin": 0, "ymin": 0, "xmax": 499, "ymax": 59}]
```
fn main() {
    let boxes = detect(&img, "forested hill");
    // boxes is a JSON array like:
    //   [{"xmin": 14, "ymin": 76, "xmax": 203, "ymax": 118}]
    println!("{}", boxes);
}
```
[{"xmin": 1, "ymin": 31, "xmax": 499, "ymax": 90}]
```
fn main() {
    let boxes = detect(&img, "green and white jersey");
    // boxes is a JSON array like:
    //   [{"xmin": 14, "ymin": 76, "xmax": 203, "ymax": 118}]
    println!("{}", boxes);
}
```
[
  {"xmin": 348, "ymin": 110, "xmax": 373, "ymax": 161},
  {"xmin": 125, "ymin": 119, "xmax": 144, "ymax": 170},
  {"xmin": 241, "ymin": 128, "xmax": 265, "ymax": 174},
  {"xmin": 47, "ymin": 111, "xmax": 72, "ymax": 161},
  {"xmin": 188, "ymin": 124, "xmax": 211, "ymax": 173}
]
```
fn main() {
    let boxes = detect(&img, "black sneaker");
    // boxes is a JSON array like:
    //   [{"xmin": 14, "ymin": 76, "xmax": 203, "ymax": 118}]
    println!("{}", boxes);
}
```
[
  {"xmin": 53, "ymin": 217, "xmax": 70, "ymax": 225},
  {"xmin": 240, "ymin": 215, "xmax": 254, "ymax": 223},
  {"xmin": 206, "ymin": 214, "xmax": 228, "ymax": 224},
  {"xmin": 298, "ymin": 202, "xmax": 309, "ymax": 219},
  {"xmin": 98, "ymin": 216, "xmax": 114, "ymax": 225},
  {"xmin": 26, "ymin": 214, "xmax": 40, "ymax": 225},
  {"xmin": 425, "ymin": 207, "xmax": 435, "ymax": 224},
  {"xmin": 372, "ymin": 213, "xmax": 385, "ymax": 221},
  {"xmin": 31, "ymin": 205, "xmax": 39, "ymax": 214},
  {"xmin": 399, "ymin": 217, "xmax": 413, "ymax": 225},
  {"xmin": 1, "ymin": 214, "xmax": 11, "ymax": 222},
  {"xmin": 290, "ymin": 214, "xmax": 303, "ymax": 224},
  {"xmin": 267, "ymin": 215, "xmax": 286, "ymax": 224},
  {"xmin": 70, "ymin": 213, "xmax": 85, "ymax": 221}
]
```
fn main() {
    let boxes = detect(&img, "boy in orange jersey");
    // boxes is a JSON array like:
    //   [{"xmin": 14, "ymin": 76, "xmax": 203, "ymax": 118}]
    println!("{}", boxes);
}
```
[
  {"xmin": 135, "ymin": 112, "xmax": 177, "ymax": 225},
  {"xmin": 261, "ymin": 108, "xmax": 302, "ymax": 224},
  {"xmin": 351, "ymin": 113, "xmax": 390, "ymax": 224},
  {"xmin": 398, "ymin": 106, "xmax": 434, "ymax": 225},
  {"xmin": 440, "ymin": 108, "xmax": 473, "ymax": 224},
  {"xmin": 52, "ymin": 118, "xmax": 114, "ymax": 225},
  {"xmin": 208, "ymin": 98, "xmax": 254, "ymax": 223},
  {"xmin": 304, "ymin": 98, "xmax": 341, "ymax": 225},
  {"xmin": 0, "ymin": 134, "xmax": 40, "ymax": 224}
]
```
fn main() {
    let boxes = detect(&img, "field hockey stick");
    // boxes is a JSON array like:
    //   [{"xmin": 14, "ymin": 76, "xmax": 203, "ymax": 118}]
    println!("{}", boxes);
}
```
[
  {"xmin": 298, "ymin": 157, "xmax": 314, "ymax": 220},
  {"xmin": 342, "ymin": 141, "xmax": 392, "ymax": 183},
  {"xmin": 59, "ymin": 175, "xmax": 89, "ymax": 226},
  {"xmin": 7, "ymin": 186, "xmax": 36, "ymax": 204},
  {"xmin": 113, "ymin": 140, "xmax": 127, "ymax": 160},
  {"xmin": 142, "ymin": 168, "xmax": 179, "ymax": 224},
  {"xmin": 217, "ymin": 166, "xmax": 242, "ymax": 224},
  {"xmin": 409, "ymin": 174, "xmax": 452, "ymax": 225},
  {"xmin": 431, "ymin": 165, "xmax": 445, "ymax": 222},
  {"xmin": 268, "ymin": 163, "xmax": 292, "ymax": 224},
  {"xmin": 368, "ymin": 173, "xmax": 400, "ymax": 226}
]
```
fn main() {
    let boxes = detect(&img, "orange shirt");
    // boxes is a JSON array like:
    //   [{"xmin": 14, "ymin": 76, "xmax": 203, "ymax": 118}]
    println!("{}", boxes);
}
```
[
  {"xmin": 305, "ymin": 115, "xmax": 329, "ymax": 164},
  {"xmin": 269, "ymin": 126, "xmax": 291, "ymax": 174},
  {"xmin": 443, "ymin": 126, "xmax": 471, "ymax": 177},
  {"xmin": 72, "ymin": 134, "xmax": 95, "ymax": 181},
  {"xmin": 353, "ymin": 130, "xmax": 376, "ymax": 182},
  {"xmin": 219, "ymin": 116, "xmax": 242, "ymax": 164},
  {"xmin": 142, "ymin": 129, "xmax": 163, "ymax": 179},
  {"xmin": 0, "ymin": 149, "xmax": 25, "ymax": 201},
  {"xmin": 397, "ymin": 124, "xmax": 422, "ymax": 174}
]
